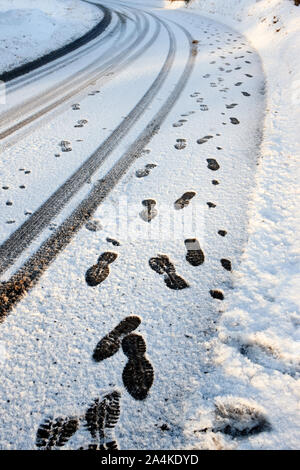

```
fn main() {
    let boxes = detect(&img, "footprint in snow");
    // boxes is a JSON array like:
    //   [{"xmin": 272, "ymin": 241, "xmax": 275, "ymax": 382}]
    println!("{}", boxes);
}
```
[
  {"xmin": 36, "ymin": 416, "xmax": 79, "ymax": 450},
  {"xmin": 242, "ymin": 91, "xmax": 251, "ymax": 96},
  {"xmin": 200, "ymin": 104, "xmax": 209, "ymax": 111},
  {"xmin": 106, "ymin": 237, "xmax": 120, "ymax": 246},
  {"xmin": 122, "ymin": 334, "xmax": 154, "ymax": 401},
  {"xmin": 230, "ymin": 117, "xmax": 240, "ymax": 125},
  {"xmin": 174, "ymin": 191, "xmax": 196, "ymax": 210},
  {"xmin": 135, "ymin": 168, "xmax": 150, "ymax": 178},
  {"xmin": 74, "ymin": 119, "xmax": 88, "ymax": 128},
  {"xmin": 207, "ymin": 159, "xmax": 220, "ymax": 171},
  {"xmin": 84, "ymin": 391, "xmax": 121, "ymax": 450},
  {"xmin": 140, "ymin": 199, "xmax": 157, "ymax": 223},
  {"xmin": 226, "ymin": 103, "xmax": 238, "ymax": 109},
  {"xmin": 174, "ymin": 139, "xmax": 187, "ymax": 150},
  {"xmin": 210, "ymin": 289, "xmax": 224, "ymax": 300},
  {"xmin": 173, "ymin": 119, "xmax": 187, "ymax": 128},
  {"xmin": 218, "ymin": 230, "xmax": 227, "ymax": 237},
  {"xmin": 221, "ymin": 259, "xmax": 232, "ymax": 271},
  {"xmin": 212, "ymin": 398, "xmax": 271, "ymax": 438},
  {"xmin": 181, "ymin": 111, "xmax": 195, "ymax": 117},
  {"xmin": 85, "ymin": 219, "xmax": 102, "ymax": 232},
  {"xmin": 85, "ymin": 252, "xmax": 118, "ymax": 287},
  {"xmin": 93, "ymin": 316, "xmax": 141, "ymax": 362},
  {"xmin": 135, "ymin": 163, "xmax": 157, "ymax": 178},
  {"xmin": 185, "ymin": 238, "xmax": 205, "ymax": 266},
  {"xmin": 60, "ymin": 140, "xmax": 72, "ymax": 152},
  {"xmin": 149, "ymin": 254, "xmax": 189, "ymax": 290},
  {"xmin": 72, "ymin": 103, "xmax": 80, "ymax": 110},
  {"xmin": 239, "ymin": 341, "xmax": 300, "ymax": 378},
  {"xmin": 197, "ymin": 135, "xmax": 213, "ymax": 145}
]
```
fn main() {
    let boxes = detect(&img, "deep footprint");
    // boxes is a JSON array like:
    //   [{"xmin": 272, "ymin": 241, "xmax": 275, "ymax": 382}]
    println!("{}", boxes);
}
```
[{"xmin": 213, "ymin": 398, "xmax": 271, "ymax": 438}]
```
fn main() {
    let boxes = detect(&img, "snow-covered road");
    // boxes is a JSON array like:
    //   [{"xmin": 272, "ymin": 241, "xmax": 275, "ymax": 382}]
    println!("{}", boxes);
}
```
[{"xmin": 1, "ymin": 0, "xmax": 297, "ymax": 451}]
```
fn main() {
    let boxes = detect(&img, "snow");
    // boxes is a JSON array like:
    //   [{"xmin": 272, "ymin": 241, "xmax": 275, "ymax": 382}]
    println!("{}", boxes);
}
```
[
  {"xmin": 0, "ymin": 0, "xmax": 103, "ymax": 74},
  {"xmin": 0, "ymin": 0, "xmax": 299, "ymax": 451},
  {"xmin": 174, "ymin": 0, "xmax": 300, "ymax": 450}
]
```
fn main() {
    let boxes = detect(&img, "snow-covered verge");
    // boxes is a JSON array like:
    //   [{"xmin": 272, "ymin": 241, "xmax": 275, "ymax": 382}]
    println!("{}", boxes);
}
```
[
  {"xmin": 167, "ymin": 0, "xmax": 300, "ymax": 449},
  {"xmin": 0, "ymin": 0, "xmax": 103, "ymax": 74}
]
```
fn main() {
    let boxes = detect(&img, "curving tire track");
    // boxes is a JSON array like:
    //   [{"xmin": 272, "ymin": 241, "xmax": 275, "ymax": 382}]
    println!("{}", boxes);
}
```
[
  {"xmin": 0, "ymin": 7, "xmax": 147, "ymax": 144},
  {"xmin": 0, "ymin": 15, "xmax": 197, "ymax": 320},
  {"xmin": 0, "ymin": 5, "xmax": 112, "ymax": 84}
]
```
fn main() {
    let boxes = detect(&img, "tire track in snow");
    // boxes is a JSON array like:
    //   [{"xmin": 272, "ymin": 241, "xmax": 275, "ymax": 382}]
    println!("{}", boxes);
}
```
[
  {"xmin": 0, "ymin": 4, "xmax": 112, "ymax": 83},
  {"xmin": 0, "ymin": 15, "xmax": 198, "ymax": 319},
  {"xmin": 0, "ymin": 11, "xmax": 162, "ymax": 279},
  {"xmin": 0, "ymin": 8, "xmax": 147, "ymax": 145}
]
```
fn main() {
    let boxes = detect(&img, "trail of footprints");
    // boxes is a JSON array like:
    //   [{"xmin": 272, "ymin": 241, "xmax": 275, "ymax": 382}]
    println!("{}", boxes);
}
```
[
  {"xmin": 1, "ymin": 91, "xmax": 101, "ymax": 227},
  {"xmin": 93, "ymin": 315, "xmax": 154, "ymax": 401},
  {"xmin": 33, "ymin": 29, "xmax": 269, "ymax": 449},
  {"xmin": 36, "ymin": 316, "xmax": 153, "ymax": 449},
  {"xmin": 36, "ymin": 391, "xmax": 121, "ymax": 450}
]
